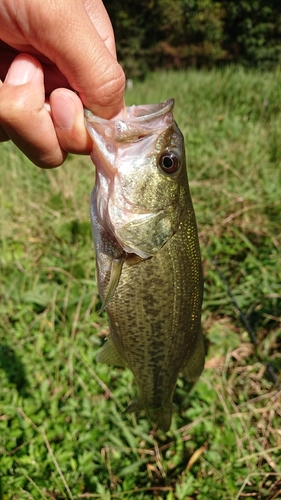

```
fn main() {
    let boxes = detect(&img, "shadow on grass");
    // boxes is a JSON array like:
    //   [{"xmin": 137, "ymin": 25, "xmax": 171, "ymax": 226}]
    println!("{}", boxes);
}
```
[{"xmin": 0, "ymin": 344, "xmax": 30, "ymax": 397}]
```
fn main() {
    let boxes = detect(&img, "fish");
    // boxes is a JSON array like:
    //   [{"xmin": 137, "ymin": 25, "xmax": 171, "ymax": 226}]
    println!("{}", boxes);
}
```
[{"xmin": 84, "ymin": 98, "xmax": 205, "ymax": 432}]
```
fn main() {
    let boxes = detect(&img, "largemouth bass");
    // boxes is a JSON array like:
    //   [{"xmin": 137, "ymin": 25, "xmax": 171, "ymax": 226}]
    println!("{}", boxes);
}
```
[{"xmin": 85, "ymin": 99, "xmax": 204, "ymax": 432}]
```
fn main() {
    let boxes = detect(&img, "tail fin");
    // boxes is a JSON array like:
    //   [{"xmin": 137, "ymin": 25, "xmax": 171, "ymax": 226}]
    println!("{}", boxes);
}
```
[
  {"xmin": 152, "ymin": 408, "xmax": 172, "ymax": 432},
  {"xmin": 126, "ymin": 399, "xmax": 172, "ymax": 432}
]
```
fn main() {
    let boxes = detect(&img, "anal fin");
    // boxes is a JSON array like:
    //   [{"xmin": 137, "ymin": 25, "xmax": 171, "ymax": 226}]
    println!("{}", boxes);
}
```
[{"xmin": 97, "ymin": 335, "xmax": 127, "ymax": 367}]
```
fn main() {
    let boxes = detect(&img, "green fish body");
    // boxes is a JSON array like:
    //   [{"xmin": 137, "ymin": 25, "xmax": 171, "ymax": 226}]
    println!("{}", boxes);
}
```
[{"xmin": 85, "ymin": 99, "xmax": 204, "ymax": 431}]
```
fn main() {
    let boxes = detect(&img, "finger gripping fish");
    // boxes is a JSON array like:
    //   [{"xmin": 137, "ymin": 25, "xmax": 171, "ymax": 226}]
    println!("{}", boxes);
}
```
[{"xmin": 85, "ymin": 99, "xmax": 205, "ymax": 432}]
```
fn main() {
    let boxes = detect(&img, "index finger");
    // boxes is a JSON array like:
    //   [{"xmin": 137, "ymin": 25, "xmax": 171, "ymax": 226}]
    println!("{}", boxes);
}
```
[{"xmin": 21, "ymin": 0, "xmax": 125, "ymax": 118}]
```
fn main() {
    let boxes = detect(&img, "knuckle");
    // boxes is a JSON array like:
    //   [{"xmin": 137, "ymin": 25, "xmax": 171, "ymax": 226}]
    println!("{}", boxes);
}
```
[
  {"xmin": 31, "ymin": 151, "xmax": 67, "ymax": 169},
  {"xmin": 105, "ymin": 63, "xmax": 126, "ymax": 99},
  {"xmin": 92, "ymin": 62, "xmax": 126, "ymax": 113},
  {"xmin": 0, "ymin": 90, "xmax": 28, "ymax": 126}
]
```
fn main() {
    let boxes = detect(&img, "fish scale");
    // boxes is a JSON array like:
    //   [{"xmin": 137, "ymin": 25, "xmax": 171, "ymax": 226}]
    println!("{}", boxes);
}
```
[{"xmin": 85, "ymin": 99, "xmax": 205, "ymax": 431}]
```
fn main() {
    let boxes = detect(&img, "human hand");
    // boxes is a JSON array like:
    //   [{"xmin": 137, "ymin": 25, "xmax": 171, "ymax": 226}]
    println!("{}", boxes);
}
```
[{"xmin": 0, "ymin": 0, "xmax": 125, "ymax": 167}]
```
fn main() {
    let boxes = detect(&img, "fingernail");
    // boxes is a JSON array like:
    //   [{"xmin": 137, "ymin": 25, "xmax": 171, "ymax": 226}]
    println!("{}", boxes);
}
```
[
  {"xmin": 6, "ymin": 56, "xmax": 38, "ymax": 85},
  {"xmin": 52, "ymin": 93, "xmax": 75, "ymax": 130}
]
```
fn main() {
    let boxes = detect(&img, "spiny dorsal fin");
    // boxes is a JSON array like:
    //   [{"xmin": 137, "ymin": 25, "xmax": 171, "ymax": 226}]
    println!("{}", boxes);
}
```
[{"xmin": 97, "ymin": 335, "xmax": 127, "ymax": 367}]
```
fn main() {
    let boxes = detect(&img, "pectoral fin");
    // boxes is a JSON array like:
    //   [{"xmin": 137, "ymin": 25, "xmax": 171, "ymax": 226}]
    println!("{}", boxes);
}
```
[
  {"xmin": 97, "ymin": 335, "xmax": 127, "ymax": 367},
  {"xmin": 99, "ymin": 255, "xmax": 125, "ymax": 314}
]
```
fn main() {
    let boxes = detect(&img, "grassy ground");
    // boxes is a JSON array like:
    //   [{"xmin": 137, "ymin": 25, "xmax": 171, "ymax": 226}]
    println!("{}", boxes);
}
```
[{"xmin": 0, "ymin": 67, "xmax": 280, "ymax": 499}]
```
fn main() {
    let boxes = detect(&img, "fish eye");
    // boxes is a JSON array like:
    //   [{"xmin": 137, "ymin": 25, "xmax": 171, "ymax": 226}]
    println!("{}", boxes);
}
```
[{"xmin": 158, "ymin": 152, "xmax": 180, "ymax": 174}]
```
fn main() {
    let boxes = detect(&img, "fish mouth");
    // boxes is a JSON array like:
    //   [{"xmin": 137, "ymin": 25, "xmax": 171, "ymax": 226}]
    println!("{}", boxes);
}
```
[
  {"xmin": 85, "ymin": 98, "xmax": 174, "ymax": 124},
  {"xmin": 84, "ymin": 98, "xmax": 175, "ymax": 143},
  {"xmin": 84, "ymin": 99, "xmax": 176, "ymax": 183}
]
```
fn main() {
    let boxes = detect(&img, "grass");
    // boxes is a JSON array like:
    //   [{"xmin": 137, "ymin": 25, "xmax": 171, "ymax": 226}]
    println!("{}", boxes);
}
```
[{"xmin": 0, "ymin": 66, "xmax": 281, "ymax": 499}]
